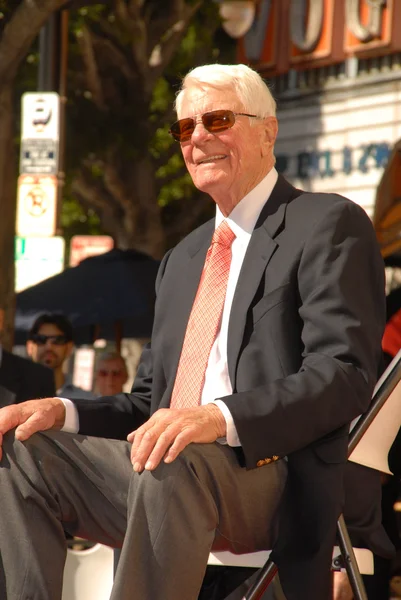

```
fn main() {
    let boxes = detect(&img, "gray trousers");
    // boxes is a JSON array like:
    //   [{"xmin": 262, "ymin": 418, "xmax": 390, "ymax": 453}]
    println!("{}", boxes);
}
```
[{"xmin": 0, "ymin": 430, "xmax": 287, "ymax": 600}]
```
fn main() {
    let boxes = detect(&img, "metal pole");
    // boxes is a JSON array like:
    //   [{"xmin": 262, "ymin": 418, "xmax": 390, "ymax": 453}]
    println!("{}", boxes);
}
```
[
  {"xmin": 38, "ymin": 14, "xmax": 58, "ymax": 92},
  {"xmin": 37, "ymin": 10, "xmax": 68, "ymax": 233}
]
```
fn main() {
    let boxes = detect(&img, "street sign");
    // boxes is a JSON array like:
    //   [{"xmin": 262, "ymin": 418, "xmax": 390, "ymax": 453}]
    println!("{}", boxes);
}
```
[
  {"xmin": 20, "ymin": 92, "xmax": 60, "ymax": 176},
  {"xmin": 20, "ymin": 138, "xmax": 58, "ymax": 175},
  {"xmin": 21, "ymin": 92, "xmax": 60, "ymax": 140},
  {"xmin": 69, "ymin": 235, "xmax": 114, "ymax": 267},
  {"xmin": 16, "ymin": 174, "xmax": 58, "ymax": 237},
  {"xmin": 15, "ymin": 236, "xmax": 65, "ymax": 292}
]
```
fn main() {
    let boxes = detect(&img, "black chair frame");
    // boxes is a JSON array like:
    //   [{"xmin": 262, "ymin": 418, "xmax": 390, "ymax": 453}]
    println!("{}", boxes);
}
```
[{"xmin": 244, "ymin": 352, "xmax": 401, "ymax": 600}]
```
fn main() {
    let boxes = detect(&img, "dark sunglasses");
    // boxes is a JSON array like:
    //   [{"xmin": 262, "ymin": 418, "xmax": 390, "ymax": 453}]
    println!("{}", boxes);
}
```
[
  {"xmin": 30, "ymin": 334, "xmax": 69, "ymax": 346},
  {"xmin": 169, "ymin": 109, "xmax": 260, "ymax": 142}
]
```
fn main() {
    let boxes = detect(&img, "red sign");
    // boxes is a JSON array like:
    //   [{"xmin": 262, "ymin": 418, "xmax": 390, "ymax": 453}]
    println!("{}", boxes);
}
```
[
  {"xmin": 238, "ymin": 0, "xmax": 401, "ymax": 75},
  {"xmin": 69, "ymin": 235, "xmax": 114, "ymax": 267}
]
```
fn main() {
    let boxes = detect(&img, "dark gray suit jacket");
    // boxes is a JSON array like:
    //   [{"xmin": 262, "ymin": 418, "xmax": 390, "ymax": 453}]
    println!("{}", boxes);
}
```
[
  {"xmin": 74, "ymin": 176, "xmax": 386, "ymax": 600},
  {"xmin": 0, "ymin": 349, "xmax": 56, "ymax": 407}
]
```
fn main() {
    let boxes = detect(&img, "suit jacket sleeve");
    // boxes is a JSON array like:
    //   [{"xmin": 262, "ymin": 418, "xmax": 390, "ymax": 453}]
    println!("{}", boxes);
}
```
[{"xmin": 222, "ymin": 199, "xmax": 386, "ymax": 466}]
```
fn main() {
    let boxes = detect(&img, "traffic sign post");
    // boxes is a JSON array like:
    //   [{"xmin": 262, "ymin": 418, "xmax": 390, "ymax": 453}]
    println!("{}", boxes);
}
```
[
  {"xmin": 16, "ymin": 174, "xmax": 58, "ymax": 237},
  {"xmin": 14, "ymin": 82, "xmax": 66, "ymax": 294},
  {"xmin": 21, "ymin": 92, "xmax": 60, "ymax": 140},
  {"xmin": 20, "ymin": 139, "xmax": 58, "ymax": 175}
]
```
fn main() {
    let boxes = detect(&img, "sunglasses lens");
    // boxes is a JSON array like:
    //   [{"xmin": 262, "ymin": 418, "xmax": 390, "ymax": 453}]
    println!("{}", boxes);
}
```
[
  {"xmin": 169, "ymin": 110, "xmax": 236, "ymax": 141},
  {"xmin": 169, "ymin": 118, "xmax": 195, "ymax": 142},
  {"xmin": 53, "ymin": 336, "xmax": 68, "ymax": 345},
  {"xmin": 31, "ymin": 334, "xmax": 68, "ymax": 345},
  {"xmin": 203, "ymin": 110, "xmax": 235, "ymax": 132}
]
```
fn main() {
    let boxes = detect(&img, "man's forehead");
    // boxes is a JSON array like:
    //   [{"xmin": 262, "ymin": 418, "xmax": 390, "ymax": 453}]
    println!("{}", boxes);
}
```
[
  {"xmin": 178, "ymin": 85, "xmax": 242, "ymax": 116},
  {"xmin": 38, "ymin": 323, "xmax": 63, "ymax": 335},
  {"xmin": 99, "ymin": 358, "xmax": 125, "ymax": 369}
]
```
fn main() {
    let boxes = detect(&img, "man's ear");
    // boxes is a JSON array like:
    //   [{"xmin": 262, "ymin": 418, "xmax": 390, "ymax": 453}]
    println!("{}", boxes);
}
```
[
  {"xmin": 26, "ymin": 340, "xmax": 34, "ymax": 357},
  {"xmin": 260, "ymin": 117, "xmax": 278, "ymax": 157}
]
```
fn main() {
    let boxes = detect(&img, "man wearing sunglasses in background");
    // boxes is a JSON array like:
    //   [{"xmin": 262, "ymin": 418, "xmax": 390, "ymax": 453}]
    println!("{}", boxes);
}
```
[
  {"xmin": 26, "ymin": 313, "xmax": 95, "ymax": 400},
  {"xmin": 0, "ymin": 64, "xmax": 393, "ymax": 600}
]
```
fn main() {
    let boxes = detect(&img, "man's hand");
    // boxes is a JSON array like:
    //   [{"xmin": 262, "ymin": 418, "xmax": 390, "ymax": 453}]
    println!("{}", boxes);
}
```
[
  {"xmin": 128, "ymin": 404, "xmax": 226, "ymax": 472},
  {"xmin": 0, "ymin": 398, "xmax": 66, "ymax": 461}
]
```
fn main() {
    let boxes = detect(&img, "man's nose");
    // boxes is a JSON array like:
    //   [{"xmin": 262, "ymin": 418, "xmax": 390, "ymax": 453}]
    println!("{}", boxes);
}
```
[{"xmin": 191, "ymin": 119, "xmax": 212, "ymax": 143}]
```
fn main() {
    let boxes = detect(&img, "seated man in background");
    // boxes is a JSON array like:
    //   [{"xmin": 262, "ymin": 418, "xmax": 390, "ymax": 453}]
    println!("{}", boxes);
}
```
[
  {"xmin": 93, "ymin": 351, "xmax": 128, "ymax": 396},
  {"xmin": 0, "ymin": 63, "xmax": 393, "ymax": 600},
  {"xmin": 26, "ymin": 312, "xmax": 95, "ymax": 400},
  {"xmin": 0, "ymin": 309, "xmax": 55, "ymax": 407}
]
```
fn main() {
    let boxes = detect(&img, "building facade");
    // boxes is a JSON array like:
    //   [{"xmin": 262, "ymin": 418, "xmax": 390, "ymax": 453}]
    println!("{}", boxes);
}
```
[{"xmin": 236, "ymin": 0, "xmax": 401, "ymax": 218}]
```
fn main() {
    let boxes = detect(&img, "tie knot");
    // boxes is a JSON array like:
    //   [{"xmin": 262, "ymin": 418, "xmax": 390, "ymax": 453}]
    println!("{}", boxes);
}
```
[{"xmin": 212, "ymin": 221, "xmax": 236, "ymax": 248}]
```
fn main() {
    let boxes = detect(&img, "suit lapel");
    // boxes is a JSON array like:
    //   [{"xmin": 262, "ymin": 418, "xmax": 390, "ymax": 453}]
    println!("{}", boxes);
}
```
[{"xmin": 227, "ymin": 175, "xmax": 301, "ymax": 385}]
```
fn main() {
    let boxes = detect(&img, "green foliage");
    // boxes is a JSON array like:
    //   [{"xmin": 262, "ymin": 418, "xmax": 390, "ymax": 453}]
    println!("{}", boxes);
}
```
[
  {"xmin": 12, "ymin": 0, "xmax": 236, "ymax": 251},
  {"xmin": 61, "ymin": 195, "xmax": 105, "ymax": 263}
]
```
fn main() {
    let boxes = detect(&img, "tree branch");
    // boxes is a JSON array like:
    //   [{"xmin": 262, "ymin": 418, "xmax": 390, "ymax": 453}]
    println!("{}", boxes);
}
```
[
  {"xmin": 0, "ymin": 0, "xmax": 69, "ymax": 82},
  {"xmin": 103, "ymin": 150, "xmax": 139, "ymax": 219},
  {"xmin": 147, "ymin": 0, "xmax": 202, "ymax": 84},
  {"xmin": 76, "ymin": 25, "xmax": 107, "ymax": 111}
]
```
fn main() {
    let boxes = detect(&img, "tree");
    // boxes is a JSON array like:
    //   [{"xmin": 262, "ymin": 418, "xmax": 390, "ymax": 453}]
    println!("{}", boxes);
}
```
[
  {"xmin": 1, "ymin": 0, "xmax": 232, "ymax": 346},
  {"xmin": 66, "ymin": 1, "xmax": 229, "ymax": 258},
  {"xmin": 0, "ymin": 0, "xmax": 69, "ymax": 348}
]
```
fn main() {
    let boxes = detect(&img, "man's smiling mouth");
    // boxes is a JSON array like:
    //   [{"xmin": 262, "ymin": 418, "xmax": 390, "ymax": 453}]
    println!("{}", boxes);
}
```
[{"xmin": 197, "ymin": 155, "xmax": 227, "ymax": 165}]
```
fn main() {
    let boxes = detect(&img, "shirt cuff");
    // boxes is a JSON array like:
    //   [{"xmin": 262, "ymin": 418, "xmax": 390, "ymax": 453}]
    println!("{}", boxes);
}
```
[
  {"xmin": 58, "ymin": 397, "xmax": 79, "ymax": 433},
  {"xmin": 214, "ymin": 400, "xmax": 241, "ymax": 447}
]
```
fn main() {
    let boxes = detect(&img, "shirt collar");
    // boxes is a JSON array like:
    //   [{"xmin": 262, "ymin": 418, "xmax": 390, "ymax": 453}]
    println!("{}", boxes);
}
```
[{"xmin": 215, "ymin": 167, "xmax": 278, "ymax": 239}]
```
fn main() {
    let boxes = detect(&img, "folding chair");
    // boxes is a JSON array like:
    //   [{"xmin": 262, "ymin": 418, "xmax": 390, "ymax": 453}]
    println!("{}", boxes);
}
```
[
  {"xmin": 62, "ymin": 542, "xmax": 114, "ymax": 600},
  {"xmin": 209, "ymin": 349, "xmax": 401, "ymax": 600}
]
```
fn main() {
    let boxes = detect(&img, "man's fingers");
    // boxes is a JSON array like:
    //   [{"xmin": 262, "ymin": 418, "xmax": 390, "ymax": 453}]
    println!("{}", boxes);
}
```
[
  {"xmin": 143, "ymin": 426, "xmax": 179, "ymax": 471},
  {"xmin": 0, "ymin": 432, "xmax": 3, "ymax": 462},
  {"xmin": 131, "ymin": 426, "xmax": 163, "ymax": 471},
  {"xmin": 127, "ymin": 430, "xmax": 135, "ymax": 443},
  {"xmin": 164, "ymin": 430, "xmax": 192, "ymax": 464},
  {"xmin": 15, "ymin": 413, "xmax": 43, "ymax": 441}
]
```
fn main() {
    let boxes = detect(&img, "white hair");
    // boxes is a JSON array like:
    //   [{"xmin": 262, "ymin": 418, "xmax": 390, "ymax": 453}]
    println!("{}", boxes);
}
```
[
  {"xmin": 95, "ymin": 351, "xmax": 127, "ymax": 375},
  {"xmin": 174, "ymin": 64, "xmax": 276, "ymax": 119}
]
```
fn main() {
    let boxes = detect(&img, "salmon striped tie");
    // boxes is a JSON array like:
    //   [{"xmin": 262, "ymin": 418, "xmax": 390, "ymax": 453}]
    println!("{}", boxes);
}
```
[{"xmin": 170, "ymin": 221, "xmax": 236, "ymax": 409}]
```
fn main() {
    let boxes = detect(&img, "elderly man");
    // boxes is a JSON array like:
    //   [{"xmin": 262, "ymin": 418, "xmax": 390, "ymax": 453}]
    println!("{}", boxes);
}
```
[
  {"xmin": 0, "ymin": 64, "xmax": 389, "ymax": 600},
  {"xmin": 93, "ymin": 351, "xmax": 129, "ymax": 396}
]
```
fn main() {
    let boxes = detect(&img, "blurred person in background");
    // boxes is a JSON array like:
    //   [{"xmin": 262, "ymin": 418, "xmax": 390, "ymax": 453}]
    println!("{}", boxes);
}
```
[
  {"xmin": 26, "ymin": 313, "xmax": 95, "ymax": 400},
  {"xmin": 0, "ymin": 308, "xmax": 55, "ymax": 407},
  {"xmin": 93, "ymin": 351, "xmax": 128, "ymax": 396}
]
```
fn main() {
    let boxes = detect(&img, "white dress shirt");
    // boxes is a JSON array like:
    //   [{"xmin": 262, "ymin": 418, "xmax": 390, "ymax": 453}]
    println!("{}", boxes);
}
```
[{"xmin": 62, "ymin": 167, "xmax": 279, "ymax": 443}]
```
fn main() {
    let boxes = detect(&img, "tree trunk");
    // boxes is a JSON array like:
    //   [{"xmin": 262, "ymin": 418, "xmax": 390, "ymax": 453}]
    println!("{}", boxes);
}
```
[
  {"xmin": 0, "ymin": 80, "xmax": 17, "ymax": 350},
  {"xmin": 118, "ymin": 158, "xmax": 165, "ymax": 258}
]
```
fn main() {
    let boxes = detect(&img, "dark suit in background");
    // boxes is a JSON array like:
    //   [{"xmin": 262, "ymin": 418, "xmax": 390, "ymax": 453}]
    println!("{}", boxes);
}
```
[{"xmin": 0, "ymin": 349, "xmax": 55, "ymax": 407}]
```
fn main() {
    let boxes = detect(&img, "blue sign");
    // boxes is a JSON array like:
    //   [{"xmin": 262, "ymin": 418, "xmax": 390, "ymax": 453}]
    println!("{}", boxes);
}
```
[{"xmin": 276, "ymin": 142, "xmax": 391, "ymax": 179}]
